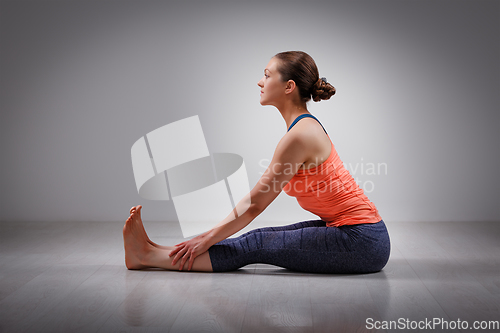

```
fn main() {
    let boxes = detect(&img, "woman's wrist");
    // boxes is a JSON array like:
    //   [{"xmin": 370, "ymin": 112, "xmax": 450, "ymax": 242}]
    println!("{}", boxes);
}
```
[
  {"xmin": 205, "ymin": 224, "xmax": 235, "ymax": 246},
  {"xmin": 204, "ymin": 229, "xmax": 218, "ymax": 247}
]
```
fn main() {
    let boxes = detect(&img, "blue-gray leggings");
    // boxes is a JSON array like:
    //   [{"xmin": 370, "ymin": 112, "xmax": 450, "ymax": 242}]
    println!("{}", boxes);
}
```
[{"xmin": 208, "ymin": 219, "xmax": 390, "ymax": 274}]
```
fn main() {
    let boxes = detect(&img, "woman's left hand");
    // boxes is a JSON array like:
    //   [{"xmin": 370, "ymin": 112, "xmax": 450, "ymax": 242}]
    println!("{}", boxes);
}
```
[{"xmin": 169, "ymin": 234, "xmax": 211, "ymax": 271}]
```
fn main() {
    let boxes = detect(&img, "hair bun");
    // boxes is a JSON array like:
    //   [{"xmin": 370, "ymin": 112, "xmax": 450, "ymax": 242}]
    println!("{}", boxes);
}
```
[{"xmin": 311, "ymin": 77, "xmax": 336, "ymax": 102}]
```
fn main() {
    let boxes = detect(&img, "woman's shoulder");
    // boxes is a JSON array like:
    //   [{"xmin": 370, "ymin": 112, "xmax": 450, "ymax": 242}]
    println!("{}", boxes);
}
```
[
  {"xmin": 285, "ymin": 117, "xmax": 332, "ymax": 169},
  {"xmin": 286, "ymin": 117, "xmax": 330, "ymax": 147}
]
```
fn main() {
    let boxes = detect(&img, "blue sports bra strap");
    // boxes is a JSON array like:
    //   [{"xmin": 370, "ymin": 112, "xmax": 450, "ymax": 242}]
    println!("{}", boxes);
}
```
[{"xmin": 287, "ymin": 114, "xmax": 328, "ymax": 135}]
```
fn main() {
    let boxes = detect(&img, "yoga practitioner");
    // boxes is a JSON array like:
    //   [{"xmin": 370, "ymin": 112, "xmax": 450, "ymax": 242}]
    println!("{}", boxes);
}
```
[{"xmin": 123, "ymin": 51, "xmax": 390, "ymax": 273}]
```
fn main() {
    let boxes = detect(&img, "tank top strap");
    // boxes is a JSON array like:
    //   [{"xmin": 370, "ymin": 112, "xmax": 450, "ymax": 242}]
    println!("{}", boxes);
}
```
[{"xmin": 287, "ymin": 114, "xmax": 328, "ymax": 135}]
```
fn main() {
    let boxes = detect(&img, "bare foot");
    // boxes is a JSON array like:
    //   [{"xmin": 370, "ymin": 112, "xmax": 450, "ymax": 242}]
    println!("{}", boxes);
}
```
[
  {"xmin": 128, "ymin": 205, "xmax": 173, "ymax": 250},
  {"xmin": 129, "ymin": 206, "xmax": 154, "ymax": 244},
  {"xmin": 123, "ymin": 206, "xmax": 156, "ymax": 269}
]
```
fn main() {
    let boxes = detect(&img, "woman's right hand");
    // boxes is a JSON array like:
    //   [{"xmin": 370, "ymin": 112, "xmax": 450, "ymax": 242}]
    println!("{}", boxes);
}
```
[{"xmin": 169, "ymin": 234, "xmax": 211, "ymax": 271}]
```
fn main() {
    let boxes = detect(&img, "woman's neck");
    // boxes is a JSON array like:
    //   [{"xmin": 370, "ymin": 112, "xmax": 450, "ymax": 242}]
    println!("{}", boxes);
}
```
[{"xmin": 277, "ymin": 101, "xmax": 310, "ymax": 131}]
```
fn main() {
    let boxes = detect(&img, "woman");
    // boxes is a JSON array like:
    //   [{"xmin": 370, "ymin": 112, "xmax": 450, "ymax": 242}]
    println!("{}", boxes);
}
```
[{"xmin": 123, "ymin": 51, "xmax": 390, "ymax": 273}]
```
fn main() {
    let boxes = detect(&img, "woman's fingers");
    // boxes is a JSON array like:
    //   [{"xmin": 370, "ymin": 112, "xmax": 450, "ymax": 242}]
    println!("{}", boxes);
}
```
[
  {"xmin": 169, "ymin": 244, "xmax": 183, "ymax": 257},
  {"xmin": 172, "ymin": 247, "xmax": 187, "ymax": 266},
  {"xmin": 169, "ymin": 240, "xmax": 203, "ymax": 271},
  {"xmin": 168, "ymin": 249, "xmax": 180, "ymax": 257},
  {"xmin": 169, "ymin": 245, "xmax": 181, "ymax": 259},
  {"xmin": 179, "ymin": 251, "xmax": 190, "ymax": 271},
  {"xmin": 188, "ymin": 255, "xmax": 195, "ymax": 271}
]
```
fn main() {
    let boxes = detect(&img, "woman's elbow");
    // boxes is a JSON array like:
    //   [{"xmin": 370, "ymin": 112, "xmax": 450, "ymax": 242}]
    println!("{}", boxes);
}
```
[{"xmin": 247, "ymin": 203, "xmax": 264, "ymax": 218}]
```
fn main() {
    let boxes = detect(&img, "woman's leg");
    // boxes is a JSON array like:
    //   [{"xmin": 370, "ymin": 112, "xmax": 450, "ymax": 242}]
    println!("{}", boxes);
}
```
[
  {"xmin": 123, "ymin": 205, "xmax": 213, "ymax": 272},
  {"xmin": 122, "ymin": 208, "xmax": 324, "ymax": 272},
  {"xmin": 213, "ymin": 219, "xmax": 327, "ymax": 247},
  {"xmin": 208, "ymin": 220, "xmax": 390, "ymax": 274},
  {"xmin": 123, "ymin": 205, "xmax": 390, "ymax": 274}
]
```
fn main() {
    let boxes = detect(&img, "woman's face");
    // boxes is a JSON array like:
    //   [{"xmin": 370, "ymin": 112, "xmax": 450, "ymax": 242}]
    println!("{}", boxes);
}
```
[{"xmin": 257, "ymin": 57, "xmax": 287, "ymax": 107}]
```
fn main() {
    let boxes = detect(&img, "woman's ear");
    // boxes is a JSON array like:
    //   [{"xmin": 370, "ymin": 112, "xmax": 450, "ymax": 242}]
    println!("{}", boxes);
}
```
[{"xmin": 284, "ymin": 80, "xmax": 297, "ymax": 95}]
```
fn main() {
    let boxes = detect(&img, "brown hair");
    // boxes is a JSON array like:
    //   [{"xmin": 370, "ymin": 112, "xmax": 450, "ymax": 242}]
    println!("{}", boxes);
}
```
[{"xmin": 273, "ymin": 51, "xmax": 336, "ymax": 103}]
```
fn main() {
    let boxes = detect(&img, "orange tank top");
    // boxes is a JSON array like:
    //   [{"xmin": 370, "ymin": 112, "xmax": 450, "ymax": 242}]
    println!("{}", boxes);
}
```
[{"xmin": 282, "ymin": 114, "xmax": 382, "ymax": 227}]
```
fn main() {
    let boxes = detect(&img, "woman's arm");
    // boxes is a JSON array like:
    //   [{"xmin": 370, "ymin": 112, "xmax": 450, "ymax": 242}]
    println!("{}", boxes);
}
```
[
  {"xmin": 203, "ymin": 192, "xmax": 257, "ymax": 246},
  {"xmin": 170, "ymin": 130, "xmax": 314, "ymax": 270},
  {"xmin": 204, "ymin": 130, "xmax": 313, "ymax": 246}
]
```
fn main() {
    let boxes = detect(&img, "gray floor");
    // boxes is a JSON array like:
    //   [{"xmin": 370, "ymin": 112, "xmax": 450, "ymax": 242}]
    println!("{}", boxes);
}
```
[{"xmin": 0, "ymin": 220, "xmax": 498, "ymax": 333}]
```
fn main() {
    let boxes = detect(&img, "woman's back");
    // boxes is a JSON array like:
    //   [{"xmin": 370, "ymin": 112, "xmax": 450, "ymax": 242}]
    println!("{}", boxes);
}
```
[
  {"xmin": 282, "ymin": 114, "xmax": 382, "ymax": 227},
  {"xmin": 286, "ymin": 114, "xmax": 333, "ymax": 172}
]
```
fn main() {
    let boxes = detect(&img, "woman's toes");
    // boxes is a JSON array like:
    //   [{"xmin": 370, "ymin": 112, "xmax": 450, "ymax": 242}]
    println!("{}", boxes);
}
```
[{"xmin": 129, "ymin": 205, "xmax": 141, "ymax": 214}]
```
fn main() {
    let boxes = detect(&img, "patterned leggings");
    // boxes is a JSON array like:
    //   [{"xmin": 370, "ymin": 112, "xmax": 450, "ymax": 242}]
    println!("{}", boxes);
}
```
[{"xmin": 208, "ymin": 219, "xmax": 390, "ymax": 274}]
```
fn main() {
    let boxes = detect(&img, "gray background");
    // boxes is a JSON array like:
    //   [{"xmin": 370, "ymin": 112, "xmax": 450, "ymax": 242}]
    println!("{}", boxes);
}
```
[{"xmin": 1, "ymin": 0, "xmax": 499, "ymax": 225}]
